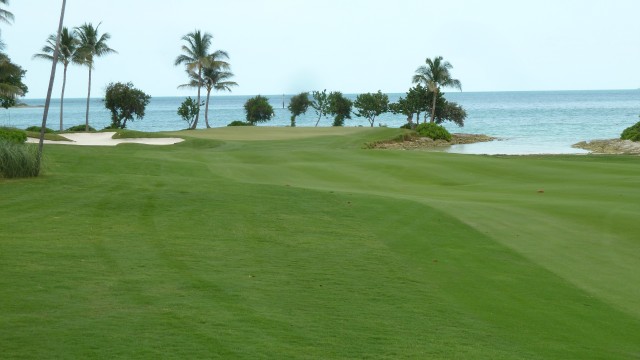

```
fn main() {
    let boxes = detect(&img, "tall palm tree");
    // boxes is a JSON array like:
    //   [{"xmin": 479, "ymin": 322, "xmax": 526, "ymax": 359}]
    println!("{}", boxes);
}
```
[
  {"xmin": 175, "ymin": 30, "xmax": 213, "ymax": 130},
  {"xmin": 75, "ymin": 22, "xmax": 117, "ymax": 131},
  {"xmin": 37, "ymin": 0, "xmax": 67, "ymax": 173},
  {"xmin": 33, "ymin": 27, "xmax": 79, "ymax": 131},
  {"xmin": 412, "ymin": 56, "xmax": 462, "ymax": 124},
  {"xmin": 179, "ymin": 51, "xmax": 237, "ymax": 128}
]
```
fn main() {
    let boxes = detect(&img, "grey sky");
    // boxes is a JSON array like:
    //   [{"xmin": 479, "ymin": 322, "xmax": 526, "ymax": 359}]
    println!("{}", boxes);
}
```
[{"xmin": 4, "ymin": 0, "xmax": 640, "ymax": 99}]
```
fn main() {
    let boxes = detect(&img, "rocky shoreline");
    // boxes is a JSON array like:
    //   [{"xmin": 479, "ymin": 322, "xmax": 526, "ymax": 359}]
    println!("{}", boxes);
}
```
[
  {"xmin": 370, "ymin": 133, "xmax": 496, "ymax": 150},
  {"xmin": 572, "ymin": 139, "xmax": 640, "ymax": 155}
]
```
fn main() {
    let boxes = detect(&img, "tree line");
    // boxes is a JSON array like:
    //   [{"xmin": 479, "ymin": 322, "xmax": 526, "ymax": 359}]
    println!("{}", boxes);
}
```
[{"xmin": 241, "ymin": 56, "xmax": 466, "ymax": 129}]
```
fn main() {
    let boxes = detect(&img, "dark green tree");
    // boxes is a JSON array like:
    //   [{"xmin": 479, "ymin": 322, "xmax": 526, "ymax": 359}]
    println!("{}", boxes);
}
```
[
  {"xmin": 177, "ymin": 97, "xmax": 203, "ymax": 129},
  {"xmin": 244, "ymin": 95, "xmax": 274, "ymax": 125},
  {"xmin": 75, "ymin": 23, "xmax": 117, "ymax": 131},
  {"xmin": 104, "ymin": 82, "xmax": 151, "ymax": 129},
  {"xmin": 0, "ymin": 53, "xmax": 27, "ymax": 108},
  {"xmin": 354, "ymin": 90, "xmax": 389, "ymax": 127},
  {"xmin": 311, "ymin": 89, "xmax": 329, "ymax": 127},
  {"xmin": 327, "ymin": 91, "xmax": 352, "ymax": 127},
  {"xmin": 33, "ymin": 27, "xmax": 80, "ymax": 130},
  {"xmin": 287, "ymin": 92, "xmax": 311, "ymax": 127},
  {"xmin": 412, "ymin": 56, "xmax": 462, "ymax": 123},
  {"xmin": 390, "ymin": 85, "xmax": 429, "ymax": 126}
]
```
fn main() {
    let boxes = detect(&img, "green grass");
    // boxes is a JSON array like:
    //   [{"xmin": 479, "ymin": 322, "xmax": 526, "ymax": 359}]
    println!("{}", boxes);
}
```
[
  {"xmin": 1, "ymin": 127, "xmax": 640, "ymax": 358},
  {"xmin": 25, "ymin": 131, "xmax": 71, "ymax": 141}
]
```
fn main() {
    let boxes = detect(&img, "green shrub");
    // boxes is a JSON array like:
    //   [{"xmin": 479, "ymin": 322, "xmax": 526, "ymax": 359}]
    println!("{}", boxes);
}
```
[
  {"xmin": 227, "ymin": 120, "xmax": 253, "ymax": 127},
  {"xmin": 400, "ymin": 123, "xmax": 415, "ymax": 130},
  {"xmin": 0, "ymin": 140, "xmax": 40, "ymax": 178},
  {"xmin": 416, "ymin": 123, "xmax": 452, "ymax": 141},
  {"xmin": 0, "ymin": 127, "xmax": 27, "ymax": 143},
  {"xmin": 66, "ymin": 125, "xmax": 96, "ymax": 132},
  {"xmin": 25, "ymin": 126, "xmax": 55, "ymax": 133},
  {"xmin": 621, "ymin": 119, "xmax": 640, "ymax": 142}
]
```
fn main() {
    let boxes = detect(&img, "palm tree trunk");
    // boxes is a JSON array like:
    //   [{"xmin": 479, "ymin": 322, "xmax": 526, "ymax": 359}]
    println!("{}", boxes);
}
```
[
  {"xmin": 204, "ymin": 88, "xmax": 211, "ymax": 128},
  {"xmin": 191, "ymin": 67, "xmax": 202, "ymax": 130},
  {"xmin": 37, "ymin": 0, "xmax": 66, "ymax": 174},
  {"xmin": 60, "ymin": 63, "xmax": 68, "ymax": 131},
  {"xmin": 85, "ymin": 65, "xmax": 92, "ymax": 131},
  {"xmin": 430, "ymin": 89, "xmax": 438, "ymax": 124}
]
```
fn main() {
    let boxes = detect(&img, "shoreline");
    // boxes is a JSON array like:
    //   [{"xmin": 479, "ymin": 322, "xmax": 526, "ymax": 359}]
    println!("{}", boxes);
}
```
[
  {"xmin": 370, "ymin": 133, "xmax": 497, "ymax": 150},
  {"xmin": 572, "ymin": 139, "xmax": 640, "ymax": 155}
]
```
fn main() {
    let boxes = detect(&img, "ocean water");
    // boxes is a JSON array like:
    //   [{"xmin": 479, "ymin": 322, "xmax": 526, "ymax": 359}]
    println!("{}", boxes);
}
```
[{"xmin": 3, "ymin": 90, "xmax": 639, "ymax": 155}]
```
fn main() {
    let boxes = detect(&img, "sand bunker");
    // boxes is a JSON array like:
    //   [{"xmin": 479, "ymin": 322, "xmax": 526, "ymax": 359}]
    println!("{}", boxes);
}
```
[{"xmin": 27, "ymin": 132, "xmax": 184, "ymax": 147}]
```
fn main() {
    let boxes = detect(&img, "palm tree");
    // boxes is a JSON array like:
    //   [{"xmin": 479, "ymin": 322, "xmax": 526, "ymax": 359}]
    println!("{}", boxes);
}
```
[
  {"xmin": 179, "ymin": 51, "xmax": 237, "ymax": 128},
  {"xmin": 175, "ymin": 30, "xmax": 214, "ymax": 129},
  {"xmin": 0, "ymin": 0, "xmax": 14, "ymax": 25},
  {"xmin": 37, "ymin": 0, "xmax": 67, "ymax": 173},
  {"xmin": 33, "ymin": 28, "xmax": 79, "ymax": 131},
  {"xmin": 75, "ymin": 22, "xmax": 117, "ymax": 131},
  {"xmin": 412, "ymin": 56, "xmax": 462, "ymax": 124},
  {"xmin": 0, "ymin": 0, "xmax": 14, "ymax": 50}
]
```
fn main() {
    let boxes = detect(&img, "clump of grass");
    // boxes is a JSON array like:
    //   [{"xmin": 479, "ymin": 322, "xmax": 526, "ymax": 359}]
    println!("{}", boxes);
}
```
[{"xmin": 0, "ymin": 140, "xmax": 40, "ymax": 178}]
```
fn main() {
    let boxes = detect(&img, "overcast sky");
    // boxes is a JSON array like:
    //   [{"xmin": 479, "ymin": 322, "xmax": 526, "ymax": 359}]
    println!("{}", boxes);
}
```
[{"xmin": 3, "ymin": 0, "xmax": 640, "ymax": 99}]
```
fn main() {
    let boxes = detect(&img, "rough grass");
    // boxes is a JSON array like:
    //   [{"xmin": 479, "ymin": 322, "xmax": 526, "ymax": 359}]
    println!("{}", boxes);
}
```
[
  {"xmin": 0, "ymin": 140, "xmax": 40, "ymax": 178},
  {"xmin": 1, "ymin": 128, "xmax": 639, "ymax": 358}
]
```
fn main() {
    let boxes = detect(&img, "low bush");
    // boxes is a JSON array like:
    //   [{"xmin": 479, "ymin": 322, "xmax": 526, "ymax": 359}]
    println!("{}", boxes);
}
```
[
  {"xmin": 400, "ymin": 123, "xmax": 415, "ymax": 130},
  {"xmin": 0, "ymin": 140, "xmax": 40, "ymax": 178},
  {"xmin": 227, "ymin": 121, "xmax": 253, "ymax": 127},
  {"xmin": 416, "ymin": 123, "xmax": 452, "ymax": 141},
  {"xmin": 25, "ymin": 126, "xmax": 55, "ymax": 133},
  {"xmin": 621, "ymin": 119, "xmax": 640, "ymax": 142},
  {"xmin": 0, "ymin": 127, "xmax": 27, "ymax": 143},
  {"xmin": 66, "ymin": 125, "xmax": 96, "ymax": 132}
]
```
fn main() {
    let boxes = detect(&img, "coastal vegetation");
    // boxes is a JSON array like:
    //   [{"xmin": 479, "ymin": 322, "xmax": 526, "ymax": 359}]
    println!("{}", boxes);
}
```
[
  {"xmin": 353, "ymin": 90, "xmax": 389, "ymax": 127},
  {"xmin": 413, "ymin": 56, "xmax": 462, "ymax": 124},
  {"xmin": 311, "ymin": 89, "xmax": 329, "ymax": 127},
  {"xmin": 103, "ymin": 82, "xmax": 151, "ymax": 129},
  {"xmin": 74, "ymin": 22, "xmax": 117, "ymax": 132},
  {"xmin": 287, "ymin": 92, "xmax": 311, "ymax": 127},
  {"xmin": 327, "ymin": 91, "xmax": 352, "ymax": 126},
  {"xmin": 0, "ymin": 0, "xmax": 27, "ymax": 108},
  {"xmin": 244, "ymin": 95, "xmax": 274, "ymax": 124},
  {"xmin": 2, "ymin": 128, "xmax": 640, "ymax": 358},
  {"xmin": 621, "ymin": 116, "xmax": 640, "ymax": 141},
  {"xmin": 175, "ymin": 30, "xmax": 235, "ymax": 129},
  {"xmin": 177, "ymin": 96, "xmax": 203, "ymax": 129},
  {"xmin": 33, "ymin": 27, "xmax": 79, "ymax": 131},
  {"xmin": 178, "ymin": 48, "xmax": 237, "ymax": 128}
]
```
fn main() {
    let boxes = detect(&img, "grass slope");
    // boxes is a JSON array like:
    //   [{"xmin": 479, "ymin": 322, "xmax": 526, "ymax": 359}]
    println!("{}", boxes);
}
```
[{"xmin": 1, "ymin": 128, "xmax": 639, "ymax": 359}]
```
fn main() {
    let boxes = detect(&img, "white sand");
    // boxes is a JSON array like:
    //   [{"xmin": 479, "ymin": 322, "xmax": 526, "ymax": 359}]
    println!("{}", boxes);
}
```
[{"xmin": 26, "ymin": 132, "xmax": 184, "ymax": 147}]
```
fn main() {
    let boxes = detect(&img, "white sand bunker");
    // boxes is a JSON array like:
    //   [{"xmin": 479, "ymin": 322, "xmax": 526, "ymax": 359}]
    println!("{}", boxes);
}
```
[{"xmin": 27, "ymin": 132, "xmax": 184, "ymax": 147}]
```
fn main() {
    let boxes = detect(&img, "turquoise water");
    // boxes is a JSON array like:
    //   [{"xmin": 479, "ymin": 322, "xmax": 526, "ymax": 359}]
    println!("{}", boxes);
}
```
[{"xmin": 4, "ymin": 90, "xmax": 639, "ymax": 155}]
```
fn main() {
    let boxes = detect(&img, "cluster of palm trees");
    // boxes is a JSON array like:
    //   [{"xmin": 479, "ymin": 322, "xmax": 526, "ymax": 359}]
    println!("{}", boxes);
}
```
[
  {"xmin": 175, "ymin": 30, "xmax": 237, "ymax": 129},
  {"xmin": 33, "ymin": 23, "xmax": 116, "ymax": 131}
]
